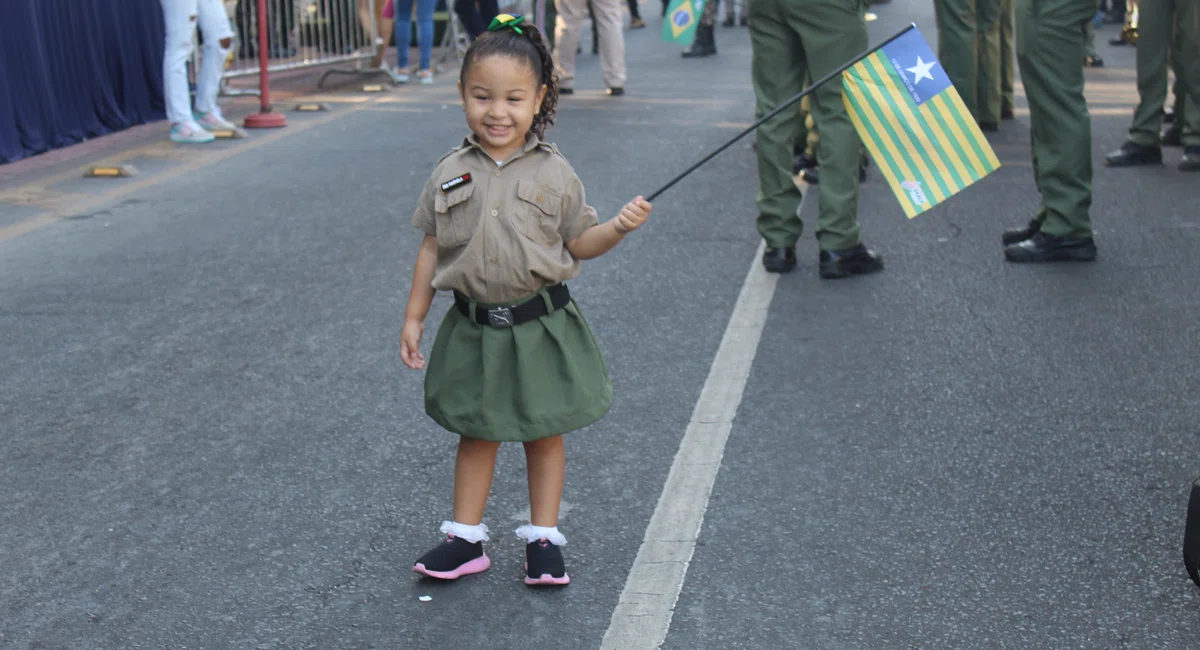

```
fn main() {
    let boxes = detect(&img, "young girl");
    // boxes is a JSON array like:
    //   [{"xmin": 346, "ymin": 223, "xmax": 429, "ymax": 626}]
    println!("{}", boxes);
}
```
[{"xmin": 399, "ymin": 14, "xmax": 652, "ymax": 586}]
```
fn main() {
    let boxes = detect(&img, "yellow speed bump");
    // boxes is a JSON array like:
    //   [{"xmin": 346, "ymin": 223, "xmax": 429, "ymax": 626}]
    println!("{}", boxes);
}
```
[
  {"xmin": 210, "ymin": 128, "xmax": 248, "ymax": 139},
  {"xmin": 294, "ymin": 103, "xmax": 330, "ymax": 112},
  {"xmin": 362, "ymin": 84, "xmax": 386, "ymax": 93},
  {"xmin": 85, "ymin": 165, "xmax": 137, "ymax": 178}
]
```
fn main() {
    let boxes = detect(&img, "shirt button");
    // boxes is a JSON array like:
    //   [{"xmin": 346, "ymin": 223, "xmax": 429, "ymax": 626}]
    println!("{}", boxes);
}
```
[
  {"xmin": 490, "ymin": 257, "xmax": 497, "ymax": 264},
  {"xmin": 494, "ymin": 171, "xmax": 501, "ymax": 177},
  {"xmin": 491, "ymin": 209, "xmax": 498, "ymax": 216}
]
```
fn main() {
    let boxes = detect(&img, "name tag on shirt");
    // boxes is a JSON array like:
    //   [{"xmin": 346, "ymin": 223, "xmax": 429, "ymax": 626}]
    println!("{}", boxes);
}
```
[{"xmin": 441, "ymin": 173, "xmax": 472, "ymax": 192}]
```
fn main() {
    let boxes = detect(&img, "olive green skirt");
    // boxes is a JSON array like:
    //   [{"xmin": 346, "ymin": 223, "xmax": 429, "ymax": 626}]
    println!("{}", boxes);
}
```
[{"xmin": 424, "ymin": 293, "xmax": 612, "ymax": 442}]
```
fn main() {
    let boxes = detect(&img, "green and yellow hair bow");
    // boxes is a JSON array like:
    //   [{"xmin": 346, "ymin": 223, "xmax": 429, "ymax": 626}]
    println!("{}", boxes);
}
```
[{"xmin": 487, "ymin": 13, "xmax": 525, "ymax": 34}]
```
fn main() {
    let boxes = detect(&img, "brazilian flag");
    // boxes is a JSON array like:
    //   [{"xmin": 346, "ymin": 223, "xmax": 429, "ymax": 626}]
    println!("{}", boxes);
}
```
[{"xmin": 662, "ymin": 0, "xmax": 705, "ymax": 45}]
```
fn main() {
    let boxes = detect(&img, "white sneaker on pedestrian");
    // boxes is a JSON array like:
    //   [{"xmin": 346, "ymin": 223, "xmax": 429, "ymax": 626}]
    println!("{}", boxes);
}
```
[
  {"xmin": 418, "ymin": 69, "xmax": 433, "ymax": 85},
  {"xmin": 169, "ymin": 121, "xmax": 216, "ymax": 144},
  {"xmin": 195, "ymin": 108, "xmax": 239, "ymax": 132}
]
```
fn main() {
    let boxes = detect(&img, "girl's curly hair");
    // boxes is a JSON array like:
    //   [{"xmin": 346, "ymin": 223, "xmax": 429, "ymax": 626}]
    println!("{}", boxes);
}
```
[{"xmin": 459, "ymin": 22, "xmax": 558, "ymax": 138}]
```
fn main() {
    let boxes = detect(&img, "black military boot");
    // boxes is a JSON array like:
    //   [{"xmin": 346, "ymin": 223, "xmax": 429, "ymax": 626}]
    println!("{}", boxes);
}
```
[
  {"xmin": 1001, "ymin": 219, "xmax": 1040, "ymax": 245},
  {"xmin": 1181, "ymin": 146, "xmax": 1200, "ymax": 172},
  {"xmin": 1162, "ymin": 126, "xmax": 1183, "ymax": 147},
  {"xmin": 1104, "ymin": 141, "xmax": 1163, "ymax": 167},
  {"xmin": 819, "ymin": 244, "xmax": 884, "ymax": 279},
  {"xmin": 682, "ymin": 24, "xmax": 716, "ymax": 57},
  {"xmin": 1003, "ymin": 232, "xmax": 1097, "ymax": 263},
  {"xmin": 762, "ymin": 246, "xmax": 797, "ymax": 273}
]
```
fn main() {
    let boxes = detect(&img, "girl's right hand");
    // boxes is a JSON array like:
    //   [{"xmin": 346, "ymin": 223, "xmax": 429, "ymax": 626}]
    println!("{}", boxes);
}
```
[
  {"xmin": 400, "ymin": 318, "xmax": 426, "ymax": 370},
  {"xmin": 616, "ymin": 196, "xmax": 651, "ymax": 233}
]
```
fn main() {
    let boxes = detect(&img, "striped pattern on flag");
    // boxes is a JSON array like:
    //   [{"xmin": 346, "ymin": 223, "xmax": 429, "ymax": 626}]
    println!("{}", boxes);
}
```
[{"xmin": 841, "ymin": 33, "xmax": 1000, "ymax": 218}]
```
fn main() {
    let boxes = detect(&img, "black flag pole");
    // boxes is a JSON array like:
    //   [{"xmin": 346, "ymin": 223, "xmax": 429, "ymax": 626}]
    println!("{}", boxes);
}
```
[{"xmin": 645, "ymin": 22, "xmax": 917, "ymax": 203}]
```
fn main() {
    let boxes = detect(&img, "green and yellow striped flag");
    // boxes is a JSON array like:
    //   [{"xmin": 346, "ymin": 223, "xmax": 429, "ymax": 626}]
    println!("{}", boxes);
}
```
[{"xmin": 842, "ymin": 27, "xmax": 1000, "ymax": 218}]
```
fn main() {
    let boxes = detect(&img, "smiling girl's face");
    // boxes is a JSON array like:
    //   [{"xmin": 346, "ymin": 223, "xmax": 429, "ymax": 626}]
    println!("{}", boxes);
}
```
[{"xmin": 459, "ymin": 54, "xmax": 547, "ymax": 162}]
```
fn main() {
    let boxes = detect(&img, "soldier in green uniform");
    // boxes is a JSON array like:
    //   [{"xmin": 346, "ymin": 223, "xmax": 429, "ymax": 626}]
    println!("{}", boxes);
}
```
[
  {"xmin": 749, "ymin": 0, "xmax": 882, "ymax": 278},
  {"xmin": 1000, "ymin": 0, "xmax": 1100, "ymax": 262},
  {"xmin": 1000, "ymin": 0, "xmax": 1015, "ymax": 119},
  {"xmin": 1162, "ymin": 79, "xmax": 1190, "ymax": 146},
  {"xmin": 1103, "ymin": 0, "xmax": 1200, "ymax": 171},
  {"xmin": 934, "ymin": 0, "xmax": 980, "ymax": 118},
  {"xmin": 976, "ymin": 0, "xmax": 1004, "ymax": 128}
]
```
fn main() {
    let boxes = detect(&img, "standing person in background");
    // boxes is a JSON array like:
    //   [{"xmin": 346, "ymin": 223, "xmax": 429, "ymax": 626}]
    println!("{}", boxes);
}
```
[
  {"xmin": 682, "ymin": 0, "xmax": 719, "ymax": 57},
  {"xmin": 394, "ymin": 0, "xmax": 437, "ymax": 83},
  {"xmin": 629, "ymin": 0, "xmax": 646, "ymax": 27},
  {"xmin": 1084, "ymin": 16, "xmax": 1105, "ymax": 66},
  {"xmin": 934, "ymin": 0, "xmax": 980, "ymax": 119},
  {"xmin": 1111, "ymin": 0, "xmax": 1139, "ymax": 44},
  {"xmin": 723, "ymin": 0, "xmax": 749, "ymax": 26},
  {"xmin": 1162, "ymin": 79, "xmax": 1189, "ymax": 146},
  {"xmin": 999, "ymin": 0, "xmax": 1099, "ymax": 262},
  {"xmin": 976, "ymin": 0, "xmax": 1004, "ymax": 129},
  {"xmin": 748, "ymin": 0, "xmax": 883, "ymax": 278},
  {"xmin": 999, "ymin": 0, "xmax": 1015, "ymax": 119},
  {"xmin": 455, "ymin": 0, "xmax": 501, "ymax": 40},
  {"xmin": 1104, "ymin": 0, "xmax": 1200, "ymax": 171},
  {"xmin": 161, "ymin": 0, "xmax": 240, "ymax": 143},
  {"xmin": 553, "ymin": 0, "xmax": 628, "ymax": 94}
]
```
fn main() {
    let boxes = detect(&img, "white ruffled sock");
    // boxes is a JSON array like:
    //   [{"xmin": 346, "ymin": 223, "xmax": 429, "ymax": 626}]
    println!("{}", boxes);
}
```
[
  {"xmin": 441, "ymin": 520, "xmax": 490, "ymax": 543},
  {"xmin": 515, "ymin": 524, "xmax": 567, "ymax": 546}
]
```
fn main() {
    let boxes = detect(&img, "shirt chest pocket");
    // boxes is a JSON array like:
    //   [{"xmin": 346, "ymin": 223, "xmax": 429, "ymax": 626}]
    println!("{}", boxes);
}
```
[
  {"xmin": 434, "ymin": 184, "xmax": 477, "ymax": 247},
  {"xmin": 511, "ymin": 179, "xmax": 564, "ymax": 246}
]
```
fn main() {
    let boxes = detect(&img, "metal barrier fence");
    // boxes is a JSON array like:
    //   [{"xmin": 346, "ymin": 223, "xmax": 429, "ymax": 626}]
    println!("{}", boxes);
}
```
[
  {"xmin": 203, "ymin": 0, "xmax": 401, "ymax": 95},
  {"xmin": 199, "ymin": 0, "xmax": 547, "ymax": 97}
]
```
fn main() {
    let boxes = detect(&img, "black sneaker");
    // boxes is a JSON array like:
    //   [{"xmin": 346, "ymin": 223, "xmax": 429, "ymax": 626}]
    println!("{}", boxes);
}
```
[
  {"xmin": 413, "ymin": 535, "xmax": 490, "ymax": 580},
  {"xmin": 525, "ymin": 539, "xmax": 570, "ymax": 585}
]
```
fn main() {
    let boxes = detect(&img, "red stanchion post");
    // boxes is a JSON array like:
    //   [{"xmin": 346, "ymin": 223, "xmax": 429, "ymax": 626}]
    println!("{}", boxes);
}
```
[{"xmin": 243, "ymin": 0, "xmax": 287, "ymax": 128}]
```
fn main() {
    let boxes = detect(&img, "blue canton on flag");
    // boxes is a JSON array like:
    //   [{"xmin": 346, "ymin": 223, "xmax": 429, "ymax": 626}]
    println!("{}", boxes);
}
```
[{"xmin": 879, "ymin": 31, "xmax": 952, "ymax": 107}]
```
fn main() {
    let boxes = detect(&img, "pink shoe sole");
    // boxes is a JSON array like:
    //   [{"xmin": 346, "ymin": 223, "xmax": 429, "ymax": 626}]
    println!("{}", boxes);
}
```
[
  {"xmin": 524, "ymin": 573, "xmax": 571, "ymax": 586},
  {"xmin": 413, "ymin": 554, "xmax": 490, "ymax": 580},
  {"xmin": 523, "ymin": 563, "xmax": 570, "ymax": 585}
]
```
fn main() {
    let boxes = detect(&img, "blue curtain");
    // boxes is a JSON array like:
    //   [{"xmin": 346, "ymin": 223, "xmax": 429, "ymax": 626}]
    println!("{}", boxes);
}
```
[{"xmin": 0, "ymin": 0, "xmax": 167, "ymax": 164}]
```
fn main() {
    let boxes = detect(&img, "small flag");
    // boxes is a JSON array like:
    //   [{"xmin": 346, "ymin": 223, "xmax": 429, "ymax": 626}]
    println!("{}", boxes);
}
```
[
  {"xmin": 842, "ymin": 27, "xmax": 1000, "ymax": 218},
  {"xmin": 661, "ymin": 0, "xmax": 705, "ymax": 45}
]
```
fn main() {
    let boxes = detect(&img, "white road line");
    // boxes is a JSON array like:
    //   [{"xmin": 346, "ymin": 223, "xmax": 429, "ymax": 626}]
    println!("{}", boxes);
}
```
[{"xmin": 600, "ymin": 215, "xmax": 789, "ymax": 648}]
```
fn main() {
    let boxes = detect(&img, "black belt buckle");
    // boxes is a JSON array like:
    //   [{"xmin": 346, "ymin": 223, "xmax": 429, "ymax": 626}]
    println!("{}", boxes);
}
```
[{"xmin": 487, "ymin": 306, "xmax": 515, "ymax": 328}]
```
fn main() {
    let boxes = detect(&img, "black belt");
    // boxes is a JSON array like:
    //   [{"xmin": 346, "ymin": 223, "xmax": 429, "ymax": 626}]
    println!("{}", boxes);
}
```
[{"xmin": 455, "ymin": 284, "xmax": 571, "ymax": 328}]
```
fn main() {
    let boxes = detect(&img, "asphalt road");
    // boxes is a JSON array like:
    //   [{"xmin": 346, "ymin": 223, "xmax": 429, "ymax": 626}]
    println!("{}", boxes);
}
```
[{"xmin": 2, "ymin": 2, "xmax": 1198, "ymax": 648}]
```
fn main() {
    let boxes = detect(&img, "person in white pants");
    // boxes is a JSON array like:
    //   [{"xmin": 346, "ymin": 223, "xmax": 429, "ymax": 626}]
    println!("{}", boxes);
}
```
[
  {"xmin": 552, "ymin": 0, "xmax": 627, "ymax": 94},
  {"xmin": 161, "ymin": 0, "xmax": 240, "ymax": 143}
]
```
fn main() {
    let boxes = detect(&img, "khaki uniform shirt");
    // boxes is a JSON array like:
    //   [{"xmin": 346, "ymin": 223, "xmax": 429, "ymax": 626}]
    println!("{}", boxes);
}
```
[{"xmin": 412, "ymin": 133, "xmax": 600, "ymax": 304}]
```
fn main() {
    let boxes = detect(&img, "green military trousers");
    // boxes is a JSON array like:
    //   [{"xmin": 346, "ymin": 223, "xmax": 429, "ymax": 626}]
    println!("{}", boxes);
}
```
[
  {"xmin": 1129, "ymin": 0, "xmax": 1200, "ymax": 147},
  {"xmin": 1167, "ymin": 78, "xmax": 1199, "ymax": 144},
  {"xmin": 935, "ymin": 0, "xmax": 980, "ymax": 117},
  {"xmin": 976, "ymin": 0, "xmax": 1004, "ymax": 124},
  {"xmin": 1017, "ymin": 0, "xmax": 1098, "ymax": 237},
  {"xmin": 750, "ymin": 0, "xmax": 866, "ymax": 251},
  {"xmin": 1000, "ymin": 0, "xmax": 1015, "ymax": 115}
]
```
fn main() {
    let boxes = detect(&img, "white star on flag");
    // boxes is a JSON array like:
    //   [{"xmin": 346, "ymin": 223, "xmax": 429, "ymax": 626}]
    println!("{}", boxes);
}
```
[{"xmin": 906, "ymin": 57, "xmax": 936, "ymax": 84}]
